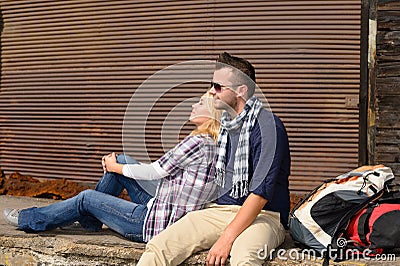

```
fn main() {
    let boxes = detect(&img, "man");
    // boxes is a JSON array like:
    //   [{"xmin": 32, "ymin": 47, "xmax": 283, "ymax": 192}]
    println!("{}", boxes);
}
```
[{"xmin": 137, "ymin": 52, "xmax": 290, "ymax": 265}]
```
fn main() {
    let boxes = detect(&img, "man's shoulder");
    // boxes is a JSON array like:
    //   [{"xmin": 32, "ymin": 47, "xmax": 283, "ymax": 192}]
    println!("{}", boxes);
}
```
[
  {"xmin": 257, "ymin": 108, "xmax": 283, "ymax": 123},
  {"xmin": 253, "ymin": 108, "xmax": 282, "ymax": 129},
  {"xmin": 250, "ymin": 109, "xmax": 288, "ymax": 144}
]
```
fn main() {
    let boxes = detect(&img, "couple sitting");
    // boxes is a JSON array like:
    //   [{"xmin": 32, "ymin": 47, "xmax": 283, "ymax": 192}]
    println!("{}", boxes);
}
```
[{"xmin": 3, "ymin": 52, "xmax": 290, "ymax": 266}]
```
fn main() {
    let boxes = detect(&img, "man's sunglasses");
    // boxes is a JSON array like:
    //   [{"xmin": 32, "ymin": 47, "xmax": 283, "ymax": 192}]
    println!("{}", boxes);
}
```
[
  {"xmin": 210, "ymin": 81, "xmax": 236, "ymax": 93},
  {"xmin": 210, "ymin": 82, "xmax": 224, "ymax": 93},
  {"xmin": 210, "ymin": 81, "xmax": 240, "ymax": 93}
]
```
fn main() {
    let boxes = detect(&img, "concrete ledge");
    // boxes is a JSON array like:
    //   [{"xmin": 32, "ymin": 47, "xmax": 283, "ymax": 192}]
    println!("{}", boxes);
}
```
[
  {"xmin": 0, "ymin": 196, "xmax": 209, "ymax": 266},
  {"xmin": 1, "ymin": 196, "xmax": 399, "ymax": 266}
]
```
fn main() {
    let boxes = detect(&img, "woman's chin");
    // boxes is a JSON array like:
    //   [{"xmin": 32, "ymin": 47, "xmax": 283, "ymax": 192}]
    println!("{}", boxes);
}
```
[
  {"xmin": 189, "ymin": 119, "xmax": 197, "ymax": 126},
  {"xmin": 190, "ymin": 118, "xmax": 203, "ymax": 127}
]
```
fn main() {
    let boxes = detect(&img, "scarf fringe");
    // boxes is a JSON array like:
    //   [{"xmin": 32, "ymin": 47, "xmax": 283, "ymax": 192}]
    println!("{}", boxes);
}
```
[
  {"xmin": 215, "ymin": 96, "xmax": 262, "ymax": 199},
  {"xmin": 215, "ymin": 169, "xmax": 225, "ymax": 188},
  {"xmin": 230, "ymin": 180, "xmax": 249, "ymax": 199}
]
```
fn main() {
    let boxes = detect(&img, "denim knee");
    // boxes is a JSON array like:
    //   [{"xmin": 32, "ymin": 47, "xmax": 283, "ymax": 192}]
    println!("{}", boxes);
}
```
[
  {"xmin": 75, "ymin": 189, "xmax": 103, "ymax": 231},
  {"xmin": 77, "ymin": 189, "xmax": 96, "ymax": 206},
  {"xmin": 79, "ymin": 189, "xmax": 95, "ymax": 197},
  {"xmin": 117, "ymin": 154, "xmax": 139, "ymax": 165}
]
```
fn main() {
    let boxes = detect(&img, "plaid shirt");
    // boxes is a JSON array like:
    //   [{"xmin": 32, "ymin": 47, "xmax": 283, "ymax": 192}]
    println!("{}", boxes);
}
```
[{"xmin": 143, "ymin": 134, "xmax": 217, "ymax": 242}]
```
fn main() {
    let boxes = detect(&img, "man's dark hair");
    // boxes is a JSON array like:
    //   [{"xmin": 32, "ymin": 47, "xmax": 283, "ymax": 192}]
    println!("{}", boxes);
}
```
[{"xmin": 216, "ymin": 52, "xmax": 256, "ymax": 97}]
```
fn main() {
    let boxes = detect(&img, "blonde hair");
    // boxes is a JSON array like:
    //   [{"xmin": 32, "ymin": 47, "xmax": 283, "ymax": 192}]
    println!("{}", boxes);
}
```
[{"xmin": 190, "ymin": 92, "xmax": 222, "ymax": 142}]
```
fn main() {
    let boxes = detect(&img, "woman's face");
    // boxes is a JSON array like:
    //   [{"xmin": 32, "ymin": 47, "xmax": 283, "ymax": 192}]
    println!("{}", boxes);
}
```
[{"xmin": 190, "ymin": 96, "xmax": 212, "ymax": 127}]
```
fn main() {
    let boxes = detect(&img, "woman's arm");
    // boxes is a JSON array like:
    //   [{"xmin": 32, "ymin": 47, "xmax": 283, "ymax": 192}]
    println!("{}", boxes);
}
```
[
  {"xmin": 104, "ymin": 152, "xmax": 168, "ymax": 180},
  {"xmin": 104, "ymin": 136, "xmax": 207, "ymax": 180}
]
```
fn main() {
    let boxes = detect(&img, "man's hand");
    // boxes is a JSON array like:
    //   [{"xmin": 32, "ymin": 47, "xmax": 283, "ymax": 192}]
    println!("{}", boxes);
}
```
[
  {"xmin": 206, "ymin": 233, "xmax": 233, "ymax": 266},
  {"xmin": 206, "ymin": 194, "xmax": 268, "ymax": 265}
]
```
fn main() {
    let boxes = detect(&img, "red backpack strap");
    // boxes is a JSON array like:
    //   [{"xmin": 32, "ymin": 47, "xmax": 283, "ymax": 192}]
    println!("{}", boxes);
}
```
[{"xmin": 357, "ymin": 206, "xmax": 375, "ymax": 246}]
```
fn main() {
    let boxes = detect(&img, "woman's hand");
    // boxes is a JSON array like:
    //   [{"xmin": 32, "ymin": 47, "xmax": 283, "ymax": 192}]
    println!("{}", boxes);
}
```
[
  {"xmin": 103, "ymin": 152, "xmax": 119, "ymax": 173},
  {"xmin": 102, "ymin": 155, "xmax": 108, "ymax": 173}
]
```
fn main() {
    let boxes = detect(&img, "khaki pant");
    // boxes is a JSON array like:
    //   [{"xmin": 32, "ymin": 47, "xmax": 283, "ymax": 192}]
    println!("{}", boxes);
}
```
[{"xmin": 137, "ymin": 204, "xmax": 286, "ymax": 266}]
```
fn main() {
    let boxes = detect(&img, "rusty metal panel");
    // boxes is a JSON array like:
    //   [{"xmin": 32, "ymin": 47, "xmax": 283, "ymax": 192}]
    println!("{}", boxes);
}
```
[
  {"xmin": 211, "ymin": 0, "xmax": 361, "ymax": 192},
  {"xmin": 0, "ymin": 0, "xmax": 361, "ymax": 193}
]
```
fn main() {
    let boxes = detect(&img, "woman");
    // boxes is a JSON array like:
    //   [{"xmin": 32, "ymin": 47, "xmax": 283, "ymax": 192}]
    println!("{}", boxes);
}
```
[{"xmin": 3, "ymin": 92, "xmax": 221, "ymax": 243}]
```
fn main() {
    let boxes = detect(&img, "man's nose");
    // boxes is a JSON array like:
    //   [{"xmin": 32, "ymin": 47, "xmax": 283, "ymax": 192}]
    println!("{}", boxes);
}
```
[{"xmin": 209, "ymin": 86, "xmax": 216, "ymax": 95}]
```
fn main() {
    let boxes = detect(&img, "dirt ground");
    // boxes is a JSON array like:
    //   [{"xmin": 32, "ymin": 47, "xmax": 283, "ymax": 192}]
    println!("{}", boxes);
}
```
[
  {"xmin": 0, "ymin": 167, "xmax": 305, "ymax": 208},
  {"xmin": 0, "ymin": 168, "xmax": 91, "ymax": 200}
]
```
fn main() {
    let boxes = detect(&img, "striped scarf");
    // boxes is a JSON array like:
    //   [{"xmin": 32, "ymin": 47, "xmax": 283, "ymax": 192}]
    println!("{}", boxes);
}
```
[{"xmin": 215, "ymin": 96, "xmax": 262, "ymax": 198}]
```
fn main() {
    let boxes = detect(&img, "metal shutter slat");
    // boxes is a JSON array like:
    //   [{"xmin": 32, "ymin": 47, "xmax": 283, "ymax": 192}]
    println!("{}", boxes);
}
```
[{"xmin": 0, "ymin": 0, "xmax": 361, "ymax": 193}]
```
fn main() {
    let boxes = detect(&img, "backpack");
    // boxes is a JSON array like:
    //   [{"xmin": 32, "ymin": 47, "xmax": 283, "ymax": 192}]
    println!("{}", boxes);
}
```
[
  {"xmin": 289, "ymin": 165, "xmax": 395, "ymax": 263},
  {"xmin": 345, "ymin": 183, "xmax": 400, "ymax": 255}
]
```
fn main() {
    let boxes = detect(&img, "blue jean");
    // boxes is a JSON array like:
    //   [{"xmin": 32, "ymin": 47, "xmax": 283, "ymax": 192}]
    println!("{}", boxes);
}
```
[{"xmin": 18, "ymin": 154, "xmax": 155, "ymax": 242}]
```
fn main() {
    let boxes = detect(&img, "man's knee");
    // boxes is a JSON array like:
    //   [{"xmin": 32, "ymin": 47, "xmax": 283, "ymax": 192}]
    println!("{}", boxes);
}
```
[
  {"xmin": 229, "ymin": 242, "xmax": 266, "ymax": 266},
  {"xmin": 138, "ymin": 240, "xmax": 184, "ymax": 266},
  {"xmin": 137, "ymin": 243, "xmax": 166, "ymax": 266},
  {"xmin": 229, "ymin": 218, "xmax": 285, "ymax": 265},
  {"xmin": 229, "ymin": 253, "xmax": 264, "ymax": 266}
]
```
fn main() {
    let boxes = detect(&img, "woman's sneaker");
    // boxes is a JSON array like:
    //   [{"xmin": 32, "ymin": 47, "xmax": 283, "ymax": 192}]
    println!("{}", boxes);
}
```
[
  {"xmin": 60, "ymin": 221, "xmax": 81, "ymax": 230},
  {"xmin": 3, "ymin": 208, "xmax": 20, "ymax": 227}
]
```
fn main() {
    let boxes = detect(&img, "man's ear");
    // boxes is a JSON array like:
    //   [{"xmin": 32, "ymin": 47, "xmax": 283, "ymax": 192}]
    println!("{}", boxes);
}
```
[{"xmin": 236, "ymin": 84, "xmax": 249, "ymax": 100}]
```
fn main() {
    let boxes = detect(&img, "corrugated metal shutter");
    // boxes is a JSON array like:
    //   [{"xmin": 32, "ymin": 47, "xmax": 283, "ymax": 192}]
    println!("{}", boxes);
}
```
[{"xmin": 0, "ymin": 0, "xmax": 360, "ymax": 193}]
